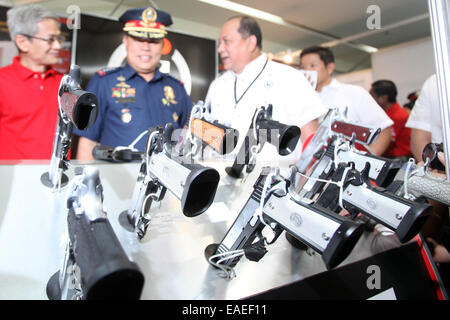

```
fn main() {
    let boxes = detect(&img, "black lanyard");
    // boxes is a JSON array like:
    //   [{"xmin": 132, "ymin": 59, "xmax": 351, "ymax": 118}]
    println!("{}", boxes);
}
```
[{"xmin": 234, "ymin": 58, "xmax": 268, "ymax": 106}]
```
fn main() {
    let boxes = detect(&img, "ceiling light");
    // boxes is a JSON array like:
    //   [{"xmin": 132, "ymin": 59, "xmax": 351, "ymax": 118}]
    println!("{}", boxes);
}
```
[
  {"xmin": 283, "ymin": 54, "xmax": 293, "ymax": 64},
  {"xmin": 196, "ymin": 0, "xmax": 378, "ymax": 54},
  {"xmin": 196, "ymin": 0, "xmax": 285, "ymax": 25}
]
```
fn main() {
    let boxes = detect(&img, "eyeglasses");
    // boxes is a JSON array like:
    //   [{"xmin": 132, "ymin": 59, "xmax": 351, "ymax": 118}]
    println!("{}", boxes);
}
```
[{"xmin": 21, "ymin": 33, "xmax": 66, "ymax": 45}]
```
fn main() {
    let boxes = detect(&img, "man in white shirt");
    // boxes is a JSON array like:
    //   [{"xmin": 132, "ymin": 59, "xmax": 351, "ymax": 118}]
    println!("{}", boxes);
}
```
[
  {"xmin": 405, "ymin": 74, "xmax": 449, "ymax": 258},
  {"xmin": 299, "ymin": 46, "xmax": 393, "ymax": 156},
  {"xmin": 205, "ymin": 16, "xmax": 327, "ymax": 166},
  {"xmin": 405, "ymin": 74, "xmax": 443, "ymax": 162}
]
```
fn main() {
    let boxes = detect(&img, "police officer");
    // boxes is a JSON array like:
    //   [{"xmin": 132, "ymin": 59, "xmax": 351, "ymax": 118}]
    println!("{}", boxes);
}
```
[{"xmin": 74, "ymin": 7, "xmax": 192, "ymax": 160}]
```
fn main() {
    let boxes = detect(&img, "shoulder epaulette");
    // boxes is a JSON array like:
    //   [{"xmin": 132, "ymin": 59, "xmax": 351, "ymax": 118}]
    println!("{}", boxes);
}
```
[
  {"xmin": 96, "ymin": 67, "xmax": 120, "ymax": 77},
  {"xmin": 164, "ymin": 73, "xmax": 183, "ymax": 85}
]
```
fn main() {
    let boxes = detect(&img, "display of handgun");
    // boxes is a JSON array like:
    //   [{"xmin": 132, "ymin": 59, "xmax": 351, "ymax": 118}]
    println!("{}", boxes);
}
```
[
  {"xmin": 46, "ymin": 166, "xmax": 144, "ymax": 300},
  {"xmin": 41, "ymin": 65, "xmax": 98, "ymax": 189},
  {"xmin": 178, "ymin": 100, "xmax": 239, "ymax": 157},
  {"xmin": 295, "ymin": 135, "xmax": 432, "ymax": 243},
  {"xmin": 297, "ymin": 108, "xmax": 380, "ymax": 171},
  {"xmin": 205, "ymin": 166, "xmax": 364, "ymax": 274},
  {"xmin": 119, "ymin": 123, "xmax": 221, "ymax": 240},
  {"xmin": 226, "ymin": 104, "xmax": 301, "ymax": 178},
  {"xmin": 92, "ymin": 144, "xmax": 144, "ymax": 162},
  {"xmin": 389, "ymin": 148, "xmax": 450, "ymax": 206},
  {"xmin": 296, "ymin": 108, "xmax": 403, "ymax": 190}
]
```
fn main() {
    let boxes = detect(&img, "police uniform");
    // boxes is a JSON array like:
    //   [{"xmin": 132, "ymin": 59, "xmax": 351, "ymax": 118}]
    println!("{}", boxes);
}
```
[{"xmin": 73, "ymin": 7, "xmax": 192, "ymax": 151}]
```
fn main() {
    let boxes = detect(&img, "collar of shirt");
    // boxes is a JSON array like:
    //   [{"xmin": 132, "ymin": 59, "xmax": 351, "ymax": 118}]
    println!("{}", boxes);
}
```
[
  {"xmin": 234, "ymin": 53, "xmax": 267, "ymax": 77},
  {"xmin": 12, "ymin": 56, "xmax": 56, "ymax": 80},
  {"xmin": 321, "ymin": 78, "xmax": 341, "ymax": 92},
  {"xmin": 233, "ymin": 54, "xmax": 268, "ymax": 102},
  {"xmin": 122, "ymin": 62, "xmax": 165, "ymax": 83},
  {"xmin": 319, "ymin": 78, "xmax": 345, "ymax": 103},
  {"xmin": 234, "ymin": 53, "xmax": 267, "ymax": 82}
]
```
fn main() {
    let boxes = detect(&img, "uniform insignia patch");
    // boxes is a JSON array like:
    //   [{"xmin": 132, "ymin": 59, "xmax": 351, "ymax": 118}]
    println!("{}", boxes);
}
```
[
  {"xmin": 162, "ymin": 85, "xmax": 178, "ymax": 106},
  {"xmin": 112, "ymin": 77, "xmax": 136, "ymax": 103},
  {"xmin": 121, "ymin": 108, "xmax": 132, "ymax": 123},
  {"xmin": 142, "ymin": 7, "xmax": 157, "ymax": 25}
]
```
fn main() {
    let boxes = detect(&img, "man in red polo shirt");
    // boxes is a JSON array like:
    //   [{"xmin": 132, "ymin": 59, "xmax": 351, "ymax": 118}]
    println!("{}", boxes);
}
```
[
  {"xmin": 0, "ymin": 4, "xmax": 64, "ymax": 160},
  {"xmin": 370, "ymin": 79, "xmax": 412, "ymax": 159}
]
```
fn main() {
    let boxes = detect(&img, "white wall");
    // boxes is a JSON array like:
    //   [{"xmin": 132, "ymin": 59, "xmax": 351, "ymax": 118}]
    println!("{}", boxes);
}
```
[
  {"xmin": 335, "ymin": 68, "xmax": 373, "ymax": 91},
  {"xmin": 0, "ymin": 41, "xmax": 16, "ymax": 67},
  {"xmin": 371, "ymin": 37, "xmax": 436, "ymax": 106}
]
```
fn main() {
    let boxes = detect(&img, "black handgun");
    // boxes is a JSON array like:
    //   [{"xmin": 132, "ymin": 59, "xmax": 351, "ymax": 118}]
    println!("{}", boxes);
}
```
[
  {"xmin": 226, "ymin": 105, "xmax": 301, "ymax": 178},
  {"xmin": 46, "ymin": 166, "xmax": 144, "ymax": 300}
]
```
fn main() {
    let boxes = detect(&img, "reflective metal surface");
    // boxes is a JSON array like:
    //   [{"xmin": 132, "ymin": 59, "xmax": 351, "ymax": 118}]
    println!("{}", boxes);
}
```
[{"xmin": 0, "ymin": 160, "xmax": 400, "ymax": 299}]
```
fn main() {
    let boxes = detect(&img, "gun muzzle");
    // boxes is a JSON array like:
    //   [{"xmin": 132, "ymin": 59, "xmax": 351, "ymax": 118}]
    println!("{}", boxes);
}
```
[
  {"xmin": 226, "ymin": 117, "xmax": 301, "ymax": 178},
  {"xmin": 257, "ymin": 119, "xmax": 301, "ymax": 155},
  {"xmin": 48, "ymin": 167, "xmax": 145, "ymax": 299},
  {"xmin": 60, "ymin": 90, "xmax": 98, "ymax": 130},
  {"xmin": 148, "ymin": 152, "xmax": 220, "ymax": 217},
  {"xmin": 67, "ymin": 211, "xmax": 145, "ymax": 299}
]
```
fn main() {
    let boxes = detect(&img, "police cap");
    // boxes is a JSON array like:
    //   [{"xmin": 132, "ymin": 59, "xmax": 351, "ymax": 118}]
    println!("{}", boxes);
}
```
[{"xmin": 119, "ymin": 7, "xmax": 173, "ymax": 39}]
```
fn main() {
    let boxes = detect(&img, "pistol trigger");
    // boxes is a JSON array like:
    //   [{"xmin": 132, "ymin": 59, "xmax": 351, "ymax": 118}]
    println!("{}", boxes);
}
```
[
  {"xmin": 349, "ymin": 207, "xmax": 361, "ymax": 220},
  {"xmin": 244, "ymin": 236, "xmax": 268, "ymax": 262},
  {"xmin": 360, "ymin": 162, "xmax": 371, "ymax": 184}
]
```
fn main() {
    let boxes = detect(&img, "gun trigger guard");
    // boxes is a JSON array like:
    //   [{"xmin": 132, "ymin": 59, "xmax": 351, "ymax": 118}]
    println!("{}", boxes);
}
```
[
  {"xmin": 244, "ymin": 235, "xmax": 268, "ymax": 262},
  {"xmin": 349, "ymin": 208, "xmax": 360, "ymax": 220},
  {"xmin": 264, "ymin": 228, "xmax": 280, "ymax": 245}
]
